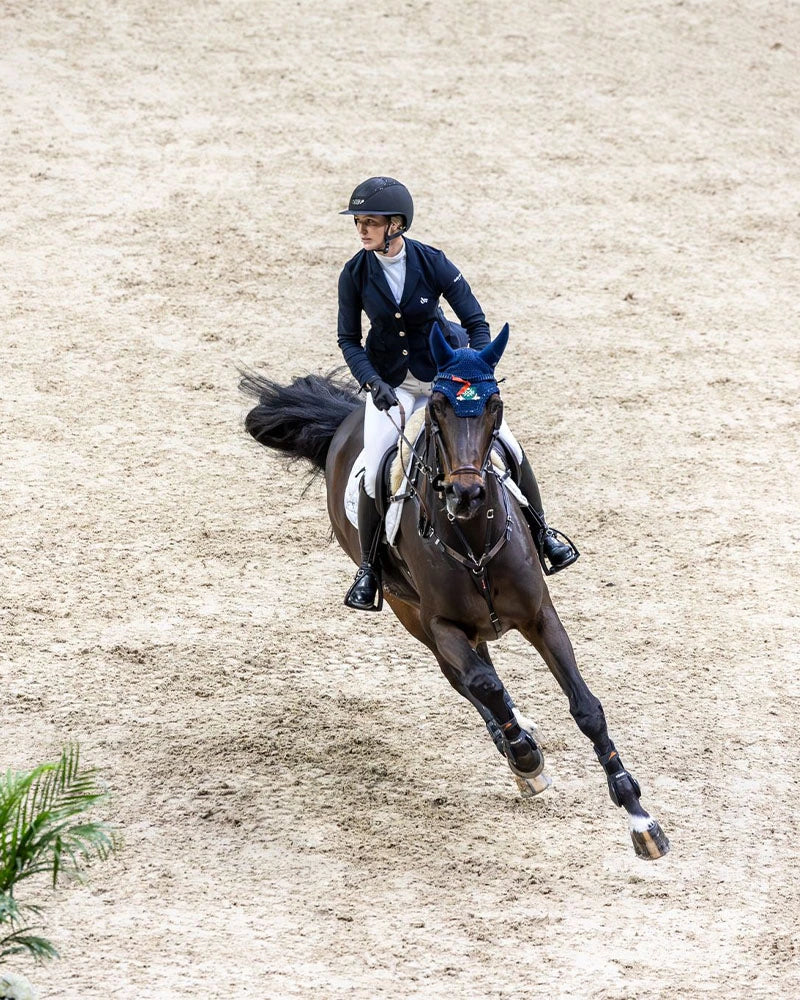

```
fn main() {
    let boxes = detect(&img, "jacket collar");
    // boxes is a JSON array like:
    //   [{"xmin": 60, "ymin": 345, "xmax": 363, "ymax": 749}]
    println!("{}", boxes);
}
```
[{"xmin": 364, "ymin": 238, "xmax": 424, "ymax": 310}]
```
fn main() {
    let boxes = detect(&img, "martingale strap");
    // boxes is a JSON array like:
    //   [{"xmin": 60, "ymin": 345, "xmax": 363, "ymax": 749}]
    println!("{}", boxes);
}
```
[
  {"xmin": 431, "ymin": 474, "xmax": 511, "ymax": 572},
  {"xmin": 430, "ymin": 470, "xmax": 512, "ymax": 637}
]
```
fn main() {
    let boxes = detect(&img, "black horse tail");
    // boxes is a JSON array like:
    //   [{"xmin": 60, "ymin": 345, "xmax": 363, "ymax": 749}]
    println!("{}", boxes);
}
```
[{"xmin": 240, "ymin": 370, "xmax": 362, "ymax": 471}]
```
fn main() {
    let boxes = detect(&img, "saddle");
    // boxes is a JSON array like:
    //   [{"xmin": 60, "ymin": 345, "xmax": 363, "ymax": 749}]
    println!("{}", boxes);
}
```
[{"xmin": 343, "ymin": 413, "xmax": 425, "ymax": 547}]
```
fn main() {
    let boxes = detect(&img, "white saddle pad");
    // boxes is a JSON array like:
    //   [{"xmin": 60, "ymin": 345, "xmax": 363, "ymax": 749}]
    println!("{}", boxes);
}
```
[{"xmin": 344, "ymin": 448, "xmax": 411, "ymax": 547}]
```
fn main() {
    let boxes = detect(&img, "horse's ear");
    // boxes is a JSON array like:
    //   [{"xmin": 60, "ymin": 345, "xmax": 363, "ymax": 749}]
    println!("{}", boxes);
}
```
[
  {"xmin": 478, "ymin": 323, "xmax": 509, "ymax": 369},
  {"xmin": 430, "ymin": 321, "xmax": 456, "ymax": 369}
]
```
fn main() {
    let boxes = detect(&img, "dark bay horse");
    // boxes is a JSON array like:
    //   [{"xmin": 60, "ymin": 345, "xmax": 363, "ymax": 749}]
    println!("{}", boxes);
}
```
[{"xmin": 241, "ymin": 324, "xmax": 669, "ymax": 860}]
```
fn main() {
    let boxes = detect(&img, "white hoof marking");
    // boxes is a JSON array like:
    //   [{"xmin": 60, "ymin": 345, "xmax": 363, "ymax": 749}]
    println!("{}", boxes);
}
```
[{"xmin": 629, "ymin": 812, "xmax": 653, "ymax": 833}]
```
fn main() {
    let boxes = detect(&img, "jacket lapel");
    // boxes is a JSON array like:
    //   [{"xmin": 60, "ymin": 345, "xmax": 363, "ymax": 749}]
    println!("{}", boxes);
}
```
[
  {"xmin": 399, "ymin": 239, "xmax": 423, "ymax": 308},
  {"xmin": 366, "ymin": 251, "xmax": 397, "ymax": 308}
]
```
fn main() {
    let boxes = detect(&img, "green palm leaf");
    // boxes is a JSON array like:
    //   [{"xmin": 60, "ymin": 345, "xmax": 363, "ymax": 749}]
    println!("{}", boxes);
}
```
[
  {"xmin": 0, "ymin": 927, "xmax": 60, "ymax": 961},
  {"xmin": 0, "ymin": 746, "xmax": 114, "ymax": 894},
  {"xmin": 0, "ymin": 745, "xmax": 115, "ymax": 963}
]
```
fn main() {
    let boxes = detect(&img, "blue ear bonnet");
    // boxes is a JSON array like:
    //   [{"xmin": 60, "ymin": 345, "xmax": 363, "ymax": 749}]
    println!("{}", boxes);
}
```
[
  {"xmin": 429, "ymin": 320, "xmax": 509, "ymax": 416},
  {"xmin": 432, "ymin": 348, "xmax": 500, "ymax": 417}
]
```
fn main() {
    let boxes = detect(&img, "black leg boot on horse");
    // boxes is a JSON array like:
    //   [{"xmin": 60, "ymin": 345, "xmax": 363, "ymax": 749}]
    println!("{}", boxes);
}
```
[
  {"xmin": 344, "ymin": 481, "xmax": 385, "ymax": 611},
  {"xmin": 516, "ymin": 453, "xmax": 580, "ymax": 575}
]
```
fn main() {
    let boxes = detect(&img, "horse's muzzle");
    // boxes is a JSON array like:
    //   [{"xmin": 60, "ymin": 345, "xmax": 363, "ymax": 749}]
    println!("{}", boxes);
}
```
[{"xmin": 445, "ymin": 477, "xmax": 486, "ymax": 518}]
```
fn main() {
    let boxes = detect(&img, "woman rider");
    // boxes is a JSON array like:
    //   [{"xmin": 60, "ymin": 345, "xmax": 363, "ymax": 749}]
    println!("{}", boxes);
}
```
[{"xmin": 338, "ymin": 176, "xmax": 578, "ymax": 611}]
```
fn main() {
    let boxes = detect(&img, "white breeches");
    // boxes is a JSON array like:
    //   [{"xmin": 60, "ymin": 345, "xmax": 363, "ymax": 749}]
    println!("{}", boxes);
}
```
[{"xmin": 362, "ymin": 373, "xmax": 523, "ymax": 498}]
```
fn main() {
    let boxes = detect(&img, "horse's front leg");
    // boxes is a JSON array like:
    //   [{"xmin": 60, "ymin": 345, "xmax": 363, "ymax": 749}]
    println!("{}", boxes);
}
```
[
  {"xmin": 386, "ymin": 596, "xmax": 506, "ymax": 741},
  {"xmin": 472, "ymin": 642, "xmax": 542, "ymax": 759},
  {"xmin": 428, "ymin": 617, "xmax": 551, "ymax": 796},
  {"xmin": 520, "ymin": 594, "xmax": 670, "ymax": 860}
]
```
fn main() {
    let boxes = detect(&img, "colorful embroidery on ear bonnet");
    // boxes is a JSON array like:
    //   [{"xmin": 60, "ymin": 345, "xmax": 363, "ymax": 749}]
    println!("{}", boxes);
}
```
[
  {"xmin": 432, "ymin": 355, "xmax": 500, "ymax": 416},
  {"xmin": 429, "ymin": 320, "xmax": 508, "ymax": 416}
]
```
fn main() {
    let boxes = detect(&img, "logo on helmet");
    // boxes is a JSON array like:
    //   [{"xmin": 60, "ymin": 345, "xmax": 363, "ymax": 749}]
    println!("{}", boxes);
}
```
[{"xmin": 352, "ymin": 198, "xmax": 365, "ymax": 206}]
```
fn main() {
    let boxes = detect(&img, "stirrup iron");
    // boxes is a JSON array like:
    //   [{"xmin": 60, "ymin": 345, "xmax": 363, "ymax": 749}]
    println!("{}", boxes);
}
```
[
  {"xmin": 540, "ymin": 527, "xmax": 580, "ymax": 576},
  {"xmin": 344, "ymin": 565, "xmax": 384, "ymax": 612}
]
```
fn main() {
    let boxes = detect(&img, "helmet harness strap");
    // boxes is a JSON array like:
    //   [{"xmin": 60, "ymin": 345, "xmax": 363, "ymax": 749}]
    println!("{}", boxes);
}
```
[{"xmin": 381, "ymin": 224, "xmax": 406, "ymax": 254}]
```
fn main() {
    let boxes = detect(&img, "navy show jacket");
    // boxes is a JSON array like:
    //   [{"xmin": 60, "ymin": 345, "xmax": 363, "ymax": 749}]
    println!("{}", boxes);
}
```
[{"xmin": 337, "ymin": 237, "xmax": 491, "ymax": 388}]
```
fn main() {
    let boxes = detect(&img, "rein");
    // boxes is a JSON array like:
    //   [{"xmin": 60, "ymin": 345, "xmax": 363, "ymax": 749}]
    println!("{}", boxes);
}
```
[{"xmin": 386, "ymin": 403, "xmax": 435, "ymax": 480}]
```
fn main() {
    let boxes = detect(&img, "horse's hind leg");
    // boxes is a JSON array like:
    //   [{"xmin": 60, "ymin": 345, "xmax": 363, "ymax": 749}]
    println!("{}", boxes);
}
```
[{"xmin": 520, "ymin": 594, "xmax": 670, "ymax": 859}]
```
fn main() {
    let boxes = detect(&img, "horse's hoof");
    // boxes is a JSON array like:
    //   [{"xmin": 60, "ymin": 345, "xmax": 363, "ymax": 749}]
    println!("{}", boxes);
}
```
[
  {"xmin": 514, "ymin": 771, "xmax": 552, "ymax": 798},
  {"xmin": 630, "ymin": 818, "xmax": 670, "ymax": 860}
]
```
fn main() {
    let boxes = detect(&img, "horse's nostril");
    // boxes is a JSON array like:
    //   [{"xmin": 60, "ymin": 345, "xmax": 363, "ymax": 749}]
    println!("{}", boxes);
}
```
[{"xmin": 453, "ymin": 480, "xmax": 484, "ymax": 504}]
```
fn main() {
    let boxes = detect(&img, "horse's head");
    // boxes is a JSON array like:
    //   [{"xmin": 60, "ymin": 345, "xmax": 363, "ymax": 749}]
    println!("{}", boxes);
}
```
[{"xmin": 428, "ymin": 322, "xmax": 509, "ymax": 520}]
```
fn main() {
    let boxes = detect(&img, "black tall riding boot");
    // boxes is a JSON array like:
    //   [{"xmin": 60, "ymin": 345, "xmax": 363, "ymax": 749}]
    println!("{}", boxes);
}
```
[
  {"xmin": 517, "ymin": 454, "xmax": 580, "ymax": 574},
  {"xmin": 343, "ymin": 482, "xmax": 384, "ymax": 611}
]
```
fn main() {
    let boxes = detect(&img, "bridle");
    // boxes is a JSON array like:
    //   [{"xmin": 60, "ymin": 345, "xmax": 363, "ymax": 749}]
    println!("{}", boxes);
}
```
[
  {"xmin": 386, "ymin": 394, "xmax": 503, "ymax": 498},
  {"xmin": 426, "ymin": 393, "xmax": 503, "ymax": 491},
  {"xmin": 387, "ymin": 394, "xmax": 512, "ymax": 636}
]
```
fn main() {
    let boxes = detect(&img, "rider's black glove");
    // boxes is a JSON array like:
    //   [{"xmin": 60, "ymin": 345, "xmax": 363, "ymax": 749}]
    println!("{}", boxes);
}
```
[{"xmin": 368, "ymin": 379, "xmax": 398, "ymax": 412}]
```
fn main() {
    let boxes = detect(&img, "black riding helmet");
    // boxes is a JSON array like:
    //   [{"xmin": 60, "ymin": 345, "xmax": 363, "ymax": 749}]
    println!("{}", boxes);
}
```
[{"xmin": 340, "ymin": 176, "xmax": 414, "ymax": 234}]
